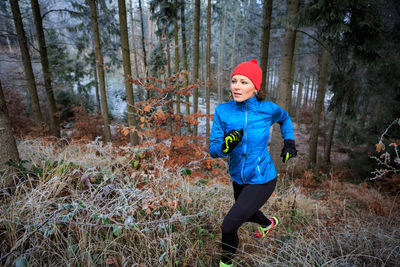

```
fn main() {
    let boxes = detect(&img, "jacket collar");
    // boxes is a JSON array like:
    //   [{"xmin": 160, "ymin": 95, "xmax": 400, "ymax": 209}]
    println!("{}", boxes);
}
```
[{"xmin": 234, "ymin": 95, "xmax": 258, "ymax": 110}]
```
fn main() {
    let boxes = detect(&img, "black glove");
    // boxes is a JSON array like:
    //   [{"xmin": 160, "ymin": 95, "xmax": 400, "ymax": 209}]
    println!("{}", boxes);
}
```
[
  {"xmin": 281, "ymin": 139, "xmax": 297, "ymax": 163},
  {"xmin": 222, "ymin": 129, "xmax": 243, "ymax": 153}
]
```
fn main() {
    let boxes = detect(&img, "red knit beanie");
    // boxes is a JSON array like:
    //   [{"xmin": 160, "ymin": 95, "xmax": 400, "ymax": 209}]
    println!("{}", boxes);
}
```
[{"xmin": 231, "ymin": 59, "xmax": 262, "ymax": 92}]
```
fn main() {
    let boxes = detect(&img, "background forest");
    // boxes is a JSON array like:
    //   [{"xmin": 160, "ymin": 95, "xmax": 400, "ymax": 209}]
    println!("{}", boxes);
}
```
[{"xmin": 0, "ymin": 0, "xmax": 399, "ymax": 266}]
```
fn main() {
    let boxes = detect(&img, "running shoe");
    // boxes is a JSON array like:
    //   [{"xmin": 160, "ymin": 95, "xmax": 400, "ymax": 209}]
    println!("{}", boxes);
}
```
[{"xmin": 256, "ymin": 217, "xmax": 279, "ymax": 238}]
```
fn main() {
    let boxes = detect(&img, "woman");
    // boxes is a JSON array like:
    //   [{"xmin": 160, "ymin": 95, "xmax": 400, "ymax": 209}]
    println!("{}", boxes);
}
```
[{"xmin": 209, "ymin": 59, "xmax": 297, "ymax": 267}]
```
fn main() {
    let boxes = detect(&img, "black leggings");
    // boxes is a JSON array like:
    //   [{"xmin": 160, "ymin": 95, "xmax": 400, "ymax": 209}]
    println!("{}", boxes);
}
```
[{"xmin": 221, "ymin": 178, "xmax": 277, "ymax": 264}]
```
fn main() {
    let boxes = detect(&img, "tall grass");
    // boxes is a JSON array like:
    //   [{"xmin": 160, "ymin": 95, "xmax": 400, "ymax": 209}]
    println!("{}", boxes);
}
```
[{"xmin": 1, "ymin": 138, "xmax": 399, "ymax": 266}]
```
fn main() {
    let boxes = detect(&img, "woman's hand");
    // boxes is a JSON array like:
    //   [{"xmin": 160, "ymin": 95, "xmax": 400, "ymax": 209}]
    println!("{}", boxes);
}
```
[
  {"xmin": 281, "ymin": 139, "xmax": 297, "ymax": 163},
  {"xmin": 222, "ymin": 129, "xmax": 243, "ymax": 153}
]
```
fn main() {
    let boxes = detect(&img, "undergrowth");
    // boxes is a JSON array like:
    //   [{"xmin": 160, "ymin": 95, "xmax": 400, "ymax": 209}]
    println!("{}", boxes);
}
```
[{"xmin": 0, "ymin": 139, "xmax": 399, "ymax": 266}]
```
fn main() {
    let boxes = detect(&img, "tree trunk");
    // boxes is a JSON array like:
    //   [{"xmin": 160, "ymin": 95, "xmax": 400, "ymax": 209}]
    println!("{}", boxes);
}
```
[
  {"xmin": 10, "ymin": 0, "xmax": 43, "ymax": 127},
  {"xmin": 146, "ymin": 0, "xmax": 153, "ymax": 57},
  {"xmin": 89, "ymin": 0, "xmax": 111, "ymax": 143},
  {"xmin": 3, "ymin": 20, "xmax": 13, "ymax": 52},
  {"xmin": 307, "ymin": 77, "xmax": 312, "ymax": 108},
  {"xmin": 30, "ymin": 0, "xmax": 60, "ymax": 137},
  {"xmin": 118, "ymin": 0, "xmax": 138, "ymax": 146},
  {"xmin": 165, "ymin": 33, "xmax": 173, "ymax": 135},
  {"xmin": 270, "ymin": 0, "xmax": 300, "ymax": 170},
  {"xmin": 138, "ymin": 0, "xmax": 148, "ymax": 87},
  {"xmin": 372, "ymin": 98, "xmax": 381, "ymax": 124},
  {"xmin": 192, "ymin": 0, "xmax": 200, "ymax": 137},
  {"xmin": 324, "ymin": 107, "xmax": 339, "ymax": 163},
  {"xmin": 206, "ymin": 0, "xmax": 211, "ymax": 147},
  {"xmin": 304, "ymin": 76, "xmax": 310, "ymax": 108},
  {"xmin": 288, "ymin": 32, "xmax": 299, "ymax": 115},
  {"xmin": 308, "ymin": 48, "xmax": 330, "ymax": 168},
  {"xmin": 166, "ymin": 34, "xmax": 172, "ymax": 77},
  {"xmin": 173, "ymin": 0, "xmax": 181, "ymax": 136},
  {"xmin": 231, "ymin": 11, "xmax": 237, "ymax": 71},
  {"xmin": 93, "ymin": 52, "xmax": 101, "ymax": 113},
  {"xmin": 0, "ymin": 79, "xmax": 20, "ymax": 175},
  {"xmin": 217, "ymin": 0, "xmax": 227, "ymax": 104},
  {"xmin": 129, "ymin": 0, "xmax": 140, "ymax": 78},
  {"xmin": 180, "ymin": 0, "xmax": 190, "ymax": 133},
  {"xmin": 360, "ymin": 96, "xmax": 369, "ymax": 129},
  {"xmin": 295, "ymin": 81, "xmax": 303, "ymax": 122},
  {"xmin": 260, "ymin": 0, "xmax": 273, "ymax": 99},
  {"xmin": 311, "ymin": 76, "xmax": 316, "ymax": 108}
]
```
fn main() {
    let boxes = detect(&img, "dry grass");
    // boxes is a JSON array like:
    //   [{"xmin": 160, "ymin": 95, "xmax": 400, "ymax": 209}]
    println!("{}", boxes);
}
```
[{"xmin": 1, "ymin": 138, "xmax": 399, "ymax": 266}]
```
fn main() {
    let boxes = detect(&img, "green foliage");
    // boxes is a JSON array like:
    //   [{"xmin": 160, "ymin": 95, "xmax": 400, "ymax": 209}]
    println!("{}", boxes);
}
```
[
  {"xmin": 297, "ymin": 0, "xmax": 384, "ymax": 63},
  {"xmin": 5, "ymin": 159, "xmax": 29, "ymax": 175},
  {"xmin": 181, "ymin": 168, "xmax": 191, "ymax": 176},
  {"xmin": 149, "ymin": 43, "xmax": 167, "ymax": 76},
  {"xmin": 149, "ymin": 0, "xmax": 176, "ymax": 37}
]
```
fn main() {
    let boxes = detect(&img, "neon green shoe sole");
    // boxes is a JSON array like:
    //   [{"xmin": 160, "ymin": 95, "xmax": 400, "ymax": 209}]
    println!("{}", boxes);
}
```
[
  {"xmin": 219, "ymin": 260, "xmax": 233, "ymax": 267},
  {"xmin": 256, "ymin": 217, "xmax": 279, "ymax": 238}
]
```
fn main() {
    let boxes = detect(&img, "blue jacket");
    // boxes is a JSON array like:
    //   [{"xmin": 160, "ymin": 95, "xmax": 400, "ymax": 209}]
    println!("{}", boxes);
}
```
[{"xmin": 209, "ymin": 95, "xmax": 294, "ymax": 184}]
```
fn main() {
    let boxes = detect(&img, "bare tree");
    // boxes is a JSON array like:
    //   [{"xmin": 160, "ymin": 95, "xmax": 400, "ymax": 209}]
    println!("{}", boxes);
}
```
[
  {"xmin": 259, "ymin": 0, "xmax": 273, "ymax": 98},
  {"xmin": 30, "ymin": 0, "xmax": 60, "ymax": 137},
  {"xmin": 192, "ymin": 0, "xmax": 200, "ymax": 136},
  {"xmin": 174, "ymin": 0, "xmax": 181, "ymax": 135},
  {"xmin": 270, "ymin": 0, "xmax": 300, "ymax": 170},
  {"xmin": 89, "ymin": 0, "xmax": 111, "ymax": 142},
  {"xmin": 118, "ymin": 0, "xmax": 138, "ymax": 146},
  {"xmin": 10, "ymin": 0, "xmax": 43, "ymax": 127},
  {"xmin": 295, "ymin": 80, "xmax": 303, "ymax": 122},
  {"xmin": 206, "ymin": 0, "xmax": 211, "ymax": 146},
  {"xmin": 129, "ymin": 0, "xmax": 140, "ymax": 78},
  {"xmin": 0, "ymin": 79, "xmax": 20, "ymax": 181},
  {"xmin": 138, "ymin": 0, "xmax": 148, "ymax": 80},
  {"xmin": 309, "ymin": 48, "xmax": 330, "ymax": 167},
  {"xmin": 180, "ymin": 0, "xmax": 190, "ymax": 133},
  {"xmin": 217, "ymin": 0, "xmax": 227, "ymax": 104}
]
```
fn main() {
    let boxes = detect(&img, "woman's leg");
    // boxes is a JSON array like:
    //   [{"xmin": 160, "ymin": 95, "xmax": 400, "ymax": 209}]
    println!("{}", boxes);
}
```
[
  {"xmin": 221, "ymin": 179, "xmax": 277, "ymax": 264},
  {"xmin": 232, "ymin": 180, "xmax": 276, "ymax": 227}
]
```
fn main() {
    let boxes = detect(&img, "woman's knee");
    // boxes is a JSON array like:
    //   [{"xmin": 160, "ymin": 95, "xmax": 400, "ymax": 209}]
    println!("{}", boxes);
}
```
[{"xmin": 221, "ymin": 216, "xmax": 242, "ymax": 234}]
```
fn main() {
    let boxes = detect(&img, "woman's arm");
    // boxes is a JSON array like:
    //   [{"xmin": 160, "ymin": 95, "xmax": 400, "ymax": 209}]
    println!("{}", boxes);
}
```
[
  {"xmin": 209, "ymin": 106, "xmax": 227, "ymax": 158},
  {"xmin": 271, "ymin": 102, "xmax": 295, "ymax": 140}
]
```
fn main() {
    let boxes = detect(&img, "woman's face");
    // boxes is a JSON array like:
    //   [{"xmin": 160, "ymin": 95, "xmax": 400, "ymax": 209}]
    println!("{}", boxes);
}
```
[{"xmin": 231, "ymin": 75, "xmax": 257, "ymax": 102}]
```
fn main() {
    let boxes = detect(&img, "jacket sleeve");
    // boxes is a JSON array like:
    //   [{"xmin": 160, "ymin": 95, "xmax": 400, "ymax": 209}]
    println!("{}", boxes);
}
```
[
  {"xmin": 209, "ymin": 105, "xmax": 227, "ymax": 158},
  {"xmin": 271, "ymin": 102, "xmax": 295, "ymax": 140}
]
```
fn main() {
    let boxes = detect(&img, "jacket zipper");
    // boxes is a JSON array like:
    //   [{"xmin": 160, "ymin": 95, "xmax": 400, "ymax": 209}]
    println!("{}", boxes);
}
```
[{"xmin": 241, "ymin": 102, "xmax": 248, "ymax": 183}]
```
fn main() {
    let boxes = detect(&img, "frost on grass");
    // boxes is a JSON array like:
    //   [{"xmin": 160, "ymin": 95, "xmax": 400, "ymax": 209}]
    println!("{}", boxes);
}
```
[{"xmin": 0, "ymin": 138, "xmax": 399, "ymax": 266}]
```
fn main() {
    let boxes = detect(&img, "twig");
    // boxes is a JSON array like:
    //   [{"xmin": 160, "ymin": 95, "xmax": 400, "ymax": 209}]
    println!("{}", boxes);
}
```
[{"xmin": 0, "ymin": 209, "xmax": 60, "ymax": 262}]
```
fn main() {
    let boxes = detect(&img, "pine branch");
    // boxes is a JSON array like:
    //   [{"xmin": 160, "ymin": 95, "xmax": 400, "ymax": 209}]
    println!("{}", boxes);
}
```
[{"xmin": 41, "ymin": 9, "xmax": 81, "ymax": 20}]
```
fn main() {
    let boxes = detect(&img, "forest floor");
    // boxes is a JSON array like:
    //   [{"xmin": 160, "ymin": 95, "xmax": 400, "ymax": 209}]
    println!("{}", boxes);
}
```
[{"xmin": 0, "ymin": 122, "xmax": 399, "ymax": 267}]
